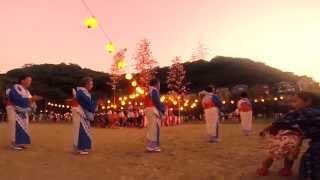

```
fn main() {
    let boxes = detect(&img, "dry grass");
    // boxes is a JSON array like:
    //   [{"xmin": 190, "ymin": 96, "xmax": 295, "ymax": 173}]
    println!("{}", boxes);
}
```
[{"xmin": 0, "ymin": 121, "xmax": 304, "ymax": 180}]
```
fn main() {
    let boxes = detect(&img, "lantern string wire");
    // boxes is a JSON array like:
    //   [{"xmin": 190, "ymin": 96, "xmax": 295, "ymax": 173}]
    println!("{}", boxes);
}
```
[{"xmin": 80, "ymin": 0, "xmax": 112, "ymax": 42}]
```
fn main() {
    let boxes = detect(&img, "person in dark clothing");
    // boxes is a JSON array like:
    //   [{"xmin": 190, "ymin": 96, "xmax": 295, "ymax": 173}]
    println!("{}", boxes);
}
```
[{"xmin": 260, "ymin": 92, "xmax": 320, "ymax": 179}]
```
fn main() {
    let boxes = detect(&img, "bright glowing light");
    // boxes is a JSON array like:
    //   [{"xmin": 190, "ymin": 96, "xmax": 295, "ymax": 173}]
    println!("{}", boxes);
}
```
[
  {"xmin": 231, "ymin": 100, "xmax": 235, "ymax": 104},
  {"xmin": 280, "ymin": 96, "xmax": 284, "ymax": 100},
  {"xmin": 125, "ymin": 73, "xmax": 133, "ymax": 80},
  {"xmin": 261, "ymin": 99, "xmax": 265, "ymax": 103},
  {"xmin": 105, "ymin": 42, "xmax": 116, "ymax": 54},
  {"xmin": 107, "ymin": 100, "xmax": 111, "ymax": 104},
  {"xmin": 84, "ymin": 17, "xmax": 98, "ymax": 28},
  {"xmin": 173, "ymin": 101, "xmax": 178, "ymax": 105},
  {"xmin": 222, "ymin": 101, "xmax": 226, "ymax": 104},
  {"xmin": 254, "ymin": 99, "xmax": 258, "ymax": 103},
  {"xmin": 139, "ymin": 102, "xmax": 144, "ymax": 106},
  {"xmin": 136, "ymin": 87, "xmax": 144, "ymax": 94},
  {"xmin": 117, "ymin": 60, "xmax": 126, "ymax": 69},
  {"xmin": 160, "ymin": 96, "xmax": 166, "ymax": 102},
  {"xmin": 102, "ymin": 106, "xmax": 106, "ymax": 110},
  {"xmin": 274, "ymin": 97, "xmax": 278, "ymax": 101},
  {"xmin": 129, "ymin": 94, "xmax": 136, "ymax": 99},
  {"xmin": 121, "ymin": 101, "xmax": 126, "ymax": 106},
  {"xmin": 131, "ymin": 81, "xmax": 137, "ymax": 87}
]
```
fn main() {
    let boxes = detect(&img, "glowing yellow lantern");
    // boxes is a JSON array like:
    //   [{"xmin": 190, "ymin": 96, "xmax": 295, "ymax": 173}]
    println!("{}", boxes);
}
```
[
  {"xmin": 274, "ymin": 97, "xmax": 278, "ymax": 101},
  {"xmin": 107, "ymin": 100, "xmax": 111, "ymax": 104},
  {"xmin": 261, "ymin": 99, "xmax": 265, "ymax": 103},
  {"xmin": 84, "ymin": 17, "xmax": 98, "ymax": 28},
  {"xmin": 124, "ymin": 96, "xmax": 128, "ymax": 100},
  {"xmin": 131, "ymin": 80, "xmax": 137, "ymax": 87},
  {"xmin": 129, "ymin": 94, "xmax": 136, "ymax": 99},
  {"xmin": 125, "ymin": 73, "xmax": 133, "ymax": 80},
  {"xmin": 280, "ymin": 96, "xmax": 284, "ymax": 100},
  {"xmin": 121, "ymin": 101, "xmax": 126, "ymax": 106},
  {"xmin": 180, "ymin": 107, "xmax": 184, "ymax": 111},
  {"xmin": 195, "ymin": 99, "xmax": 199, "ymax": 103},
  {"xmin": 117, "ymin": 60, "xmax": 126, "ymax": 69},
  {"xmin": 102, "ymin": 106, "xmax": 106, "ymax": 110},
  {"xmin": 160, "ymin": 96, "xmax": 166, "ymax": 102},
  {"xmin": 105, "ymin": 42, "xmax": 116, "ymax": 54},
  {"xmin": 173, "ymin": 101, "xmax": 178, "ymax": 105},
  {"xmin": 136, "ymin": 87, "xmax": 144, "ymax": 94},
  {"xmin": 140, "ymin": 102, "xmax": 144, "ymax": 106},
  {"xmin": 119, "ymin": 97, "xmax": 122, "ymax": 101}
]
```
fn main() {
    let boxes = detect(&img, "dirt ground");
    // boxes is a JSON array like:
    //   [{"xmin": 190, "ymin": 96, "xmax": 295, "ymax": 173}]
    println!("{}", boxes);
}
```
[{"xmin": 0, "ymin": 121, "xmax": 304, "ymax": 180}]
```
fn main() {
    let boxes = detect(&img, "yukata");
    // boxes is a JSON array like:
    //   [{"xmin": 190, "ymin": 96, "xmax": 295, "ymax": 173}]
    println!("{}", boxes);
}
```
[
  {"xmin": 271, "ymin": 108, "xmax": 320, "ymax": 180},
  {"xmin": 71, "ymin": 87, "xmax": 97, "ymax": 151},
  {"xmin": 144, "ymin": 87, "xmax": 165, "ymax": 150},
  {"xmin": 267, "ymin": 130, "xmax": 302, "ymax": 161},
  {"xmin": 201, "ymin": 92, "xmax": 222, "ymax": 142},
  {"xmin": 6, "ymin": 84, "xmax": 32, "ymax": 146},
  {"xmin": 237, "ymin": 98, "xmax": 253, "ymax": 135}
]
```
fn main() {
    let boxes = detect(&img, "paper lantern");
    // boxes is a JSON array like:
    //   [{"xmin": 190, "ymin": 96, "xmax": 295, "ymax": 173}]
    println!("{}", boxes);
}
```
[
  {"xmin": 117, "ymin": 60, "xmax": 126, "ymax": 69},
  {"xmin": 84, "ymin": 17, "xmax": 98, "ymax": 28},
  {"xmin": 136, "ymin": 87, "xmax": 144, "ymax": 94},
  {"xmin": 131, "ymin": 81, "xmax": 137, "ymax": 87},
  {"xmin": 129, "ymin": 94, "xmax": 136, "ymax": 99},
  {"xmin": 125, "ymin": 73, "xmax": 133, "ymax": 80},
  {"xmin": 106, "ymin": 42, "xmax": 116, "ymax": 54}
]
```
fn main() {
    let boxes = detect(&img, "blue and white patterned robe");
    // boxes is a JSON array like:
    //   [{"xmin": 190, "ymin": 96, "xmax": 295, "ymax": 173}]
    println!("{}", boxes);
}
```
[
  {"xmin": 72, "ymin": 87, "xmax": 97, "ymax": 151},
  {"xmin": 6, "ymin": 84, "xmax": 32, "ymax": 145}
]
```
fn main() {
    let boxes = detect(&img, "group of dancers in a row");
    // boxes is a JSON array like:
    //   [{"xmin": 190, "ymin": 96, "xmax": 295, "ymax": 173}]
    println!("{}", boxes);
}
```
[{"xmin": 3, "ymin": 75, "xmax": 320, "ymax": 180}]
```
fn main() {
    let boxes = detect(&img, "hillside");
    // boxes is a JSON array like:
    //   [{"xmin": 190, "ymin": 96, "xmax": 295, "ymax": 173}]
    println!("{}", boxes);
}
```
[{"xmin": 0, "ymin": 57, "xmax": 301, "ymax": 101}]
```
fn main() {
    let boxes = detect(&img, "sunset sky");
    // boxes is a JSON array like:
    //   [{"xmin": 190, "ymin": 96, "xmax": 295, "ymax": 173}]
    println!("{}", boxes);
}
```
[{"xmin": 1, "ymin": 0, "xmax": 319, "ymax": 81}]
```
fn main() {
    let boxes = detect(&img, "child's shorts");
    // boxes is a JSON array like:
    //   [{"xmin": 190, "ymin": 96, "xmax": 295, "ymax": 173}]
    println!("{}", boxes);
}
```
[{"xmin": 267, "ymin": 130, "xmax": 302, "ymax": 161}]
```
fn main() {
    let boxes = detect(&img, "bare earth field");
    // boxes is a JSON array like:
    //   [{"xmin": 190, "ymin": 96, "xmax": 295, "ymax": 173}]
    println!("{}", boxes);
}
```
[{"xmin": 0, "ymin": 121, "xmax": 304, "ymax": 180}]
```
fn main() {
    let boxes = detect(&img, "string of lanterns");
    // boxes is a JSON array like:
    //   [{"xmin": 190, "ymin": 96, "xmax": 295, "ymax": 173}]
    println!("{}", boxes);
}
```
[
  {"xmin": 47, "ymin": 102, "xmax": 70, "ymax": 109},
  {"xmin": 81, "ymin": 0, "xmax": 116, "ymax": 54},
  {"xmin": 45, "ymin": 95, "xmax": 286, "ymax": 112}
]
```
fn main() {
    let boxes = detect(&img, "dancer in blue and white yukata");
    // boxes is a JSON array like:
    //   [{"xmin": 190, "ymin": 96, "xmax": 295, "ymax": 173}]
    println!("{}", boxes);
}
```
[
  {"xmin": 71, "ymin": 77, "xmax": 98, "ymax": 155},
  {"xmin": 5, "ymin": 75, "xmax": 42, "ymax": 150},
  {"xmin": 144, "ymin": 79, "xmax": 166, "ymax": 152}
]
